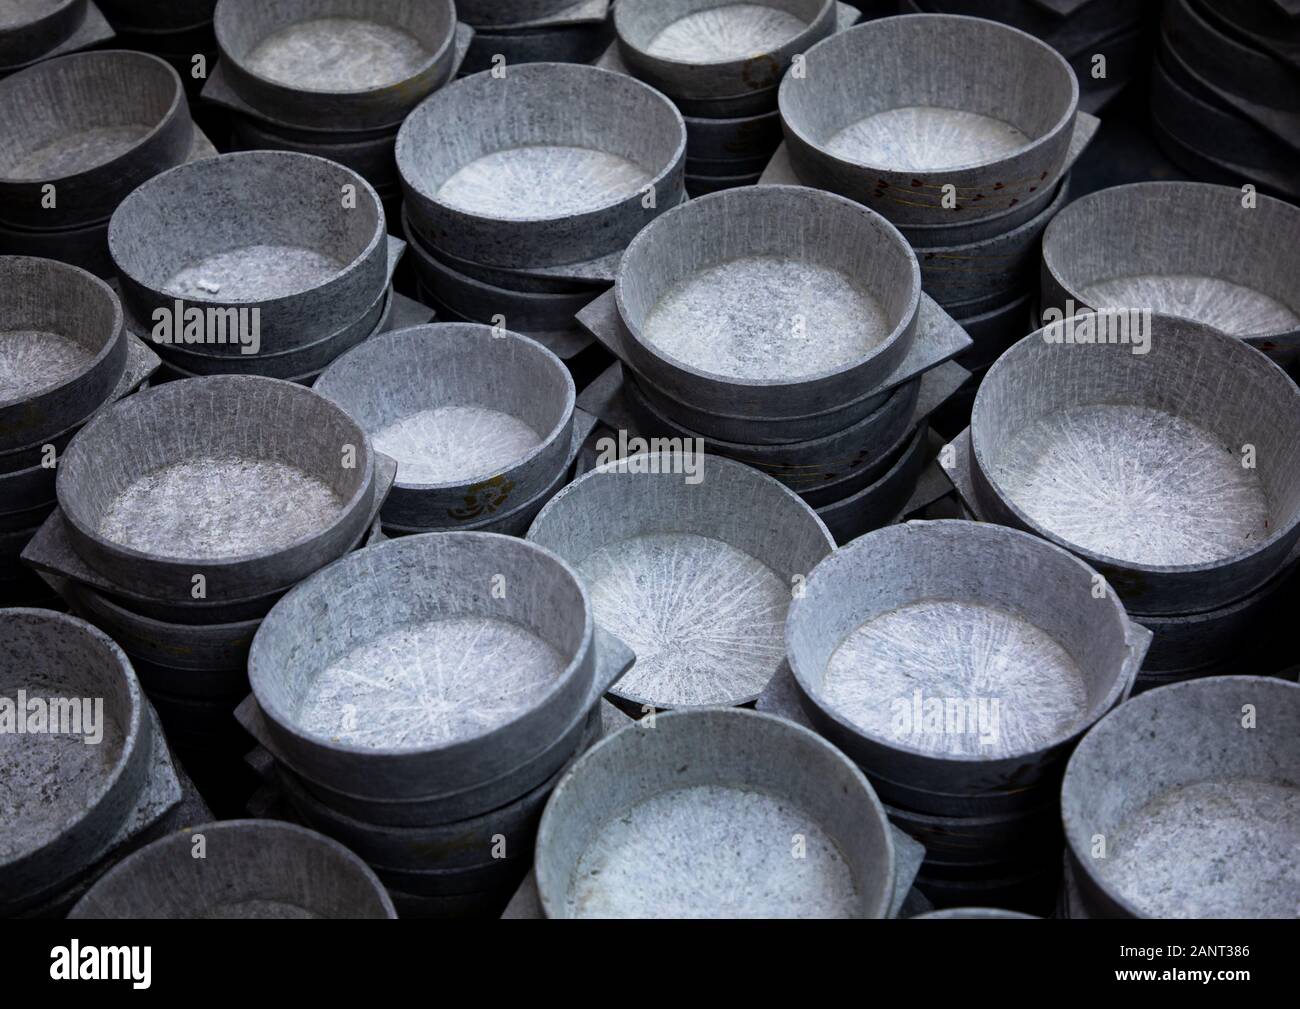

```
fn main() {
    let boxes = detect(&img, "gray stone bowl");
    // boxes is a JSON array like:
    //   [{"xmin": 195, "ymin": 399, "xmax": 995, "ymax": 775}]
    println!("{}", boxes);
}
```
[
  {"xmin": 684, "ymin": 106, "xmax": 783, "ymax": 162},
  {"xmin": 970, "ymin": 314, "xmax": 1300, "ymax": 615},
  {"xmin": 67, "ymin": 819, "xmax": 397, "ymax": 917},
  {"xmin": 214, "ymin": 0, "xmax": 458, "ymax": 131},
  {"xmin": 0, "ymin": 608, "xmax": 152, "ymax": 903},
  {"xmin": 229, "ymin": 114, "xmax": 400, "ymax": 187},
  {"xmin": 779, "ymin": 15, "xmax": 1079, "ymax": 225},
  {"xmin": 815, "ymin": 423, "xmax": 927, "ymax": 544},
  {"xmin": 1039, "ymin": 181, "xmax": 1300, "ymax": 363},
  {"xmin": 397, "ymin": 63, "xmax": 686, "ymax": 269},
  {"xmin": 0, "ymin": 0, "xmax": 84, "ymax": 66},
  {"xmin": 109, "ymin": 151, "xmax": 389, "ymax": 353},
  {"xmin": 535, "ymin": 707, "xmax": 896, "ymax": 917},
  {"xmin": 457, "ymin": 18, "xmax": 614, "ymax": 77},
  {"xmin": 786, "ymin": 520, "xmax": 1150, "ymax": 813},
  {"xmin": 527, "ymin": 451, "xmax": 834, "ymax": 712},
  {"xmin": 614, "ymin": 185, "xmax": 920, "ymax": 421},
  {"xmin": 0, "ymin": 51, "xmax": 192, "ymax": 230},
  {"xmin": 0, "ymin": 256, "xmax": 125, "ymax": 453},
  {"xmin": 247, "ymin": 532, "xmax": 609, "ymax": 800},
  {"xmin": 1062, "ymin": 676, "xmax": 1300, "ymax": 919},
  {"xmin": 55, "ymin": 374, "xmax": 377, "ymax": 602},
  {"xmin": 614, "ymin": 0, "xmax": 836, "ymax": 103},
  {"xmin": 313, "ymin": 323, "xmax": 575, "ymax": 530},
  {"xmin": 456, "ymin": 0, "xmax": 575, "ymax": 27}
]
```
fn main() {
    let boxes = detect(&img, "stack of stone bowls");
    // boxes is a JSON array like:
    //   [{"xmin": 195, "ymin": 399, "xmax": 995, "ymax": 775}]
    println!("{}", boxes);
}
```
[
  {"xmin": 0, "ymin": 0, "xmax": 114, "ymax": 80},
  {"xmin": 778, "ymin": 520, "xmax": 1151, "ymax": 913},
  {"xmin": 458, "ymin": 0, "xmax": 613, "ymax": 76},
  {"xmin": 573, "ymin": 184, "xmax": 973, "ymax": 546},
  {"xmin": 598, "ymin": 1, "xmax": 859, "ymax": 197},
  {"xmin": 234, "ymin": 531, "xmax": 636, "ymax": 917},
  {"xmin": 396, "ymin": 61, "xmax": 687, "ymax": 370},
  {"xmin": 898, "ymin": 0, "xmax": 1150, "ymax": 114},
  {"xmin": 0, "ymin": 256, "xmax": 161, "ymax": 610},
  {"xmin": 775, "ymin": 13, "xmax": 1099, "ymax": 375},
  {"xmin": 313, "ymin": 323, "xmax": 590, "ymax": 538},
  {"xmin": 98, "ymin": 0, "xmax": 217, "ymax": 105},
  {"xmin": 1152, "ymin": 0, "xmax": 1300, "ymax": 202},
  {"xmin": 107, "ymin": 150, "xmax": 406, "ymax": 384},
  {"xmin": 0, "ymin": 50, "xmax": 214, "ymax": 279},
  {"xmin": 205, "ymin": 0, "xmax": 467, "ymax": 220},
  {"xmin": 940, "ymin": 314, "xmax": 1300, "ymax": 695},
  {"xmin": 20, "ymin": 374, "xmax": 395, "ymax": 814}
]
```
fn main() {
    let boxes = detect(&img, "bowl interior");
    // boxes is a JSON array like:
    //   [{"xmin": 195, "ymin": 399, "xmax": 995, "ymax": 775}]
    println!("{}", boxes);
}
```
[
  {"xmin": 618, "ymin": 0, "xmax": 827, "ymax": 65},
  {"xmin": 537, "ymin": 709, "xmax": 891, "ymax": 917},
  {"xmin": 1064, "ymin": 677, "xmax": 1300, "ymax": 918},
  {"xmin": 57, "ymin": 377, "xmax": 371, "ymax": 562},
  {"xmin": 782, "ymin": 16, "xmax": 1074, "ymax": 172},
  {"xmin": 618, "ymin": 186, "xmax": 917, "ymax": 382},
  {"xmin": 0, "ymin": 258, "xmax": 119, "ymax": 408},
  {"xmin": 110, "ymin": 152, "xmax": 380, "ymax": 304},
  {"xmin": 250, "ymin": 534, "xmax": 588, "ymax": 751},
  {"xmin": 787, "ymin": 522, "xmax": 1132, "ymax": 761},
  {"xmin": 974, "ymin": 315, "xmax": 1300, "ymax": 569},
  {"xmin": 216, "ymin": 0, "xmax": 455, "ymax": 93},
  {"xmin": 0, "ymin": 51, "xmax": 180, "ymax": 182},
  {"xmin": 313, "ymin": 324, "xmax": 574, "ymax": 488},
  {"xmin": 1044, "ymin": 183, "xmax": 1300, "ymax": 338},
  {"xmin": 398, "ymin": 64, "xmax": 683, "ymax": 223},
  {"xmin": 0, "ymin": 610, "xmax": 133, "ymax": 863}
]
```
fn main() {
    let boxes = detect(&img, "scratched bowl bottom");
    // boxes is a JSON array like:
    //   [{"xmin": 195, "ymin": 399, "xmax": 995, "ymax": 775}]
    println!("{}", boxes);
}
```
[
  {"xmin": 646, "ymin": 4, "xmax": 808, "ymax": 62},
  {"xmin": 165, "ymin": 244, "xmax": 346, "ymax": 301},
  {"xmin": 566, "ymin": 783, "xmax": 859, "ymax": 918},
  {"xmin": 1097, "ymin": 778, "xmax": 1300, "ymax": 918},
  {"xmin": 826, "ymin": 105, "xmax": 1032, "ymax": 172},
  {"xmin": 244, "ymin": 16, "xmax": 432, "ymax": 91},
  {"xmin": 1077, "ymin": 273, "xmax": 1300, "ymax": 339},
  {"xmin": 0, "ymin": 328, "xmax": 97, "ymax": 400},
  {"xmin": 576, "ymin": 531, "xmax": 789, "ymax": 708},
  {"xmin": 822, "ymin": 599, "xmax": 1090, "ymax": 759},
  {"xmin": 372, "ymin": 405, "xmax": 542, "ymax": 485}
]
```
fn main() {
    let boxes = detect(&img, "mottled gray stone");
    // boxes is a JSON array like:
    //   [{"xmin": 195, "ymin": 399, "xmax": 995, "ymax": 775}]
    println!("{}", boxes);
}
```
[
  {"xmin": 952, "ymin": 292, "xmax": 1034, "ymax": 372},
  {"xmin": 456, "ymin": 0, "xmax": 576, "ymax": 28},
  {"xmin": 969, "ymin": 314, "xmax": 1300, "ymax": 614},
  {"xmin": 779, "ymin": 15, "xmax": 1079, "ymax": 225},
  {"xmin": 397, "ymin": 63, "xmax": 686, "ymax": 269},
  {"xmin": 535, "ymin": 708, "xmax": 895, "ymax": 917},
  {"xmin": 1062, "ymin": 676, "xmax": 1300, "ymax": 918},
  {"xmin": 67, "ymin": 818, "xmax": 397, "ymax": 918},
  {"xmin": 786, "ymin": 520, "xmax": 1149, "ymax": 812},
  {"xmin": 476, "ymin": 0, "xmax": 609, "ymax": 31},
  {"xmin": 456, "ymin": 16, "xmax": 613, "ymax": 76},
  {"xmin": 0, "ymin": 0, "xmax": 83, "ymax": 64}
]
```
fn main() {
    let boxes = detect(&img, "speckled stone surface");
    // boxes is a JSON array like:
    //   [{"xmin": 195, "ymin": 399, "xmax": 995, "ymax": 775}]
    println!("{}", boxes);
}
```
[
  {"xmin": 527, "ymin": 451, "xmax": 833, "ymax": 711},
  {"xmin": 1062, "ymin": 676, "xmax": 1300, "ymax": 918},
  {"xmin": 786, "ymin": 520, "xmax": 1147, "ymax": 808},
  {"xmin": 397, "ymin": 63, "xmax": 686, "ymax": 269},
  {"xmin": 779, "ymin": 14, "xmax": 1078, "ymax": 225},
  {"xmin": 67, "ymin": 819, "xmax": 396, "ymax": 918},
  {"xmin": 0, "ymin": 0, "xmax": 83, "ymax": 67},
  {"xmin": 535, "ymin": 708, "xmax": 895, "ymax": 918},
  {"xmin": 1040, "ymin": 182, "xmax": 1300, "ymax": 355},
  {"xmin": 246, "ymin": 17, "xmax": 429, "ymax": 89},
  {"xmin": 970, "ymin": 314, "xmax": 1300, "ymax": 614}
]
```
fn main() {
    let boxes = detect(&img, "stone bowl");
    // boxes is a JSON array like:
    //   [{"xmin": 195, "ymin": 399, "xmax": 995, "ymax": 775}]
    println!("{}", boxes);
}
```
[
  {"xmin": 109, "ymin": 151, "xmax": 389, "ymax": 353},
  {"xmin": 614, "ymin": 0, "xmax": 836, "ymax": 104},
  {"xmin": 0, "ymin": 0, "xmax": 84, "ymax": 66},
  {"xmin": 527, "ymin": 451, "xmax": 834, "ymax": 712},
  {"xmin": 313, "ymin": 323, "xmax": 575, "ymax": 530},
  {"xmin": 0, "ymin": 51, "xmax": 192, "ymax": 229},
  {"xmin": 535, "ymin": 707, "xmax": 896, "ymax": 918},
  {"xmin": 1062, "ymin": 676, "xmax": 1300, "ymax": 919},
  {"xmin": 0, "ymin": 256, "xmax": 125, "ymax": 452},
  {"xmin": 1039, "ymin": 181, "xmax": 1300, "ymax": 363},
  {"xmin": 396, "ymin": 63, "xmax": 686, "ymax": 269},
  {"xmin": 815, "ymin": 422, "xmax": 927, "ymax": 543},
  {"xmin": 970, "ymin": 314, "xmax": 1300, "ymax": 615},
  {"xmin": 778, "ymin": 15, "xmax": 1079, "ymax": 225},
  {"xmin": 0, "ymin": 608, "xmax": 152, "ymax": 905},
  {"xmin": 247, "ymin": 532, "xmax": 610, "ymax": 800},
  {"xmin": 214, "ymin": 0, "xmax": 458, "ymax": 131},
  {"xmin": 67, "ymin": 819, "xmax": 397, "ymax": 917},
  {"xmin": 55, "ymin": 374, "xmax": 377, "ymax": 602},
  {"xmin": 684, "ymin": 106, "xmax": 783, "ymax": 162},
  {"xmin": 785, "ymin": 520, "xmax": 1150, "ymax": 813},
  {"xmin": 614, "ymin": 184, "xmax": 921, "ymax": 421}
]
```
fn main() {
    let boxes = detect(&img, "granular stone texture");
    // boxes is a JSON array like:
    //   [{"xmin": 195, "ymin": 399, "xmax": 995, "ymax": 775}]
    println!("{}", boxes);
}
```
[
  {"xmin": 7, "ymin": 125, "xmax": 153, "ymax": 180},
  {"xmin": 293, "ymin": 615, "xmax": 568, "ymax": 748},
  {"xmin": 1077, "ymin": 274, "xmax": 1300, "ymax": 338},
  {"xmin": 372, "ymin": 406, "xmax": 542, "ymax": 485},
  {"xmin": 245, "ymin": 17, "xmax": 430, "ymax": 91},
  {"xmin": 166, "ymin": 246, "xmax": 346, "ymax": 301},
  {"xmin": 0, "ymin": 329, "xmax": 95, "ymax": 399},
  {"xmin": 577, "ymin": 532, "xmax": 788, "ymax": 707},
  {"xmin": 646, "ymin": 5, "xmax": 807, "ymax": 62},
  {"xmin": 1099, "ymin": 778, "xmax": 1300, "ymax": 919},
  {"xmin": 992, "ymin": 405, "xmax": 1268, "ymax": 566},
  {"xmin": 204, "ymin": 898, "xmax": 318, "ymax": 919},
  {"xmin": 822, "ymin": 599, "xmax": 1088, "ymax": 758},
  {"xmin": 97, "ymin": 459, "xmax": 346, "ymax": 559},
  {"xmin": 827, "ymin": 107, "xmax": 1032, "ymax": 171},
  {"xmin": 566, "ymin": 784, "xmax": 858, "ymax": 918}
]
